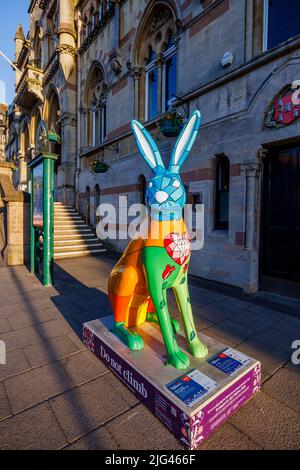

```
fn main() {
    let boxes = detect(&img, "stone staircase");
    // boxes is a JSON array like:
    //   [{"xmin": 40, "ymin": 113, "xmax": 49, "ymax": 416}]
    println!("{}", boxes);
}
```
[{"xmin": 54, "ymin": 202, "xmax": 105, "ymax": 259}]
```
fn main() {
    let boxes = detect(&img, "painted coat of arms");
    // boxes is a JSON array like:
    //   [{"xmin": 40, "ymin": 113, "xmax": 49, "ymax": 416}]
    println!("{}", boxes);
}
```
[{"xmin": 266, "ymin": 84, "xmax": 300, "ymax": 127}]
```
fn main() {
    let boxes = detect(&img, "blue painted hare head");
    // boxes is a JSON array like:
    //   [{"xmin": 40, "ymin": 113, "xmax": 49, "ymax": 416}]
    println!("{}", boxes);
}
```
[{"xmin": 131, "ymin": 110, "xmax": 201, "ymax": 221}]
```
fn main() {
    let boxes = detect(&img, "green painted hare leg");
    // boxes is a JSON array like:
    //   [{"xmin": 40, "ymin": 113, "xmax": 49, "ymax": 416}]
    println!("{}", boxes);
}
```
[
  {"xmin": 147, "ymin": 311, "xmax": 180, "ymax": 333},
  {"xmin": 142, "ymin": 247, "xmax": 190, "ymax": 369},
  {"xmin": 173, "ymin": 282, "xmax": 208, "ymax": 358}
]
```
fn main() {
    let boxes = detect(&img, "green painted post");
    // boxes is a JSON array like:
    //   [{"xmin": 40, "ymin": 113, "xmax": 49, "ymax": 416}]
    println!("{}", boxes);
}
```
[
  {"xmin": 29, "ymin": 119, "xmax": 58, "ymax": 286},
  {"xmin": 43, "ymin": 155, "xmax": 55, "ymax": 286},
  {"xmin": 30, "ymin": 169, "xmax": 35, "ymax": 274}
]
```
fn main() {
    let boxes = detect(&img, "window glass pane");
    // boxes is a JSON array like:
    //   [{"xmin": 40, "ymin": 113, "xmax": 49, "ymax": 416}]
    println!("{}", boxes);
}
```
[
  {"xmin": 219, "ymin": 191, "xmax": 229, "ymax": 223},
  {"xmin": 148, "ymin": 68, "xmax": 158, "ymax": 120},
  {"xmin": 165, "ymin": 54, "xmax": 177, "ymax": 110},
  {"xmin": 102, "ymin": 105, "xmax": 106, "ymax": 142},
  {"xmin": 93, "ymin": 110, "xmax": 99, "ymax": 145},
  {"xmin": 268, "ymin": 0, "xmax": 300, "ymax": 49},
  {"xmin": 215, "ymin": 158, "xmax": 230, "ymax": 229}
]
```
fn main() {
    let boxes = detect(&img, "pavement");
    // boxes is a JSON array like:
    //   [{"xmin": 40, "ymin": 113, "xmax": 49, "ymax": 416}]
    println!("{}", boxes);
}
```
[{"xmin": 0, "ymin": 255, "xmax": 299, "ymax": 450}]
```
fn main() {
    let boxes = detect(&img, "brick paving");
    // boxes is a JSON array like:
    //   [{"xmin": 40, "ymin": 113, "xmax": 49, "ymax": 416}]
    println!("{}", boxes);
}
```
[{"xmin": 0, "ymin": 256, "xmax": 299, "ymax": 450}]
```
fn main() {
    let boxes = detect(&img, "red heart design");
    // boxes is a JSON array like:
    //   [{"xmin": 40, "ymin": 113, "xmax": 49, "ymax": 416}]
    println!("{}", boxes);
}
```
[
  {"xmin": 164, "ymin": 232, "xmax": 191, "ymax": 266},
  {"xmin": 162, "ymin": 264, "xmax": 175, "ymax": 279}
]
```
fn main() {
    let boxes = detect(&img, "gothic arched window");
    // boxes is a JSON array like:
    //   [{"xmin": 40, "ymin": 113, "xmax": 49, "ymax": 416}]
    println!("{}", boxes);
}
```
[
  {"xmin": 136, "ymin": 4, "xmax": 178, "ymax": 120},
  {"xmin": 86, "ymin": 66, "xmax": 107, "ymax": 147},
  {"xmin": 145, "ymin": 48, "xmax": 158, "ymax": 120},
  {"xmin": 163, "ymin": 33, "xmax": 177, "ymax": 111}
]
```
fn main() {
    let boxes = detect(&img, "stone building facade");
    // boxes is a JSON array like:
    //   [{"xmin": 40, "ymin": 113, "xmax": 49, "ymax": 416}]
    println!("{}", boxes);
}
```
[
  {"xmin": 6, "ymin": 0, "xmax": 77, "ymax": 203},
  {"xmin": 6, "ymin": 0, "xmax": 300, "ymax": 293},
  {"xmin": 0, "ymin": 104, "xmax": 8, "ymax": 162}
]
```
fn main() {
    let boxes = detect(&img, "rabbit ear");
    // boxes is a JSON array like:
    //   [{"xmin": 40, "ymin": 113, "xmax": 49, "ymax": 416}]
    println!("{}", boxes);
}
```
[
  {"xmin": 131, "ymin": 120, "xmax": 165, "ymax": 174},
  {"xmin": 168, "ymin": 110, "xmax": 201, "ymax": 172}
]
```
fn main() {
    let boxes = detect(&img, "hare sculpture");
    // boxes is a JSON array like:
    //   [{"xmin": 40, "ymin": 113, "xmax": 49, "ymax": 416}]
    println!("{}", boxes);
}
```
[{"xmin": 108, "ymin": 110, "xmax": 208, "ymax": 370}]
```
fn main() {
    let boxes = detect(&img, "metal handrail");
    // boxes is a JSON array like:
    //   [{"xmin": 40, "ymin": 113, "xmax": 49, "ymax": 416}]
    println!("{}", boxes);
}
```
[{"xmin": 77, "ymin": 193, "xmax": 100, "ymax": 226}]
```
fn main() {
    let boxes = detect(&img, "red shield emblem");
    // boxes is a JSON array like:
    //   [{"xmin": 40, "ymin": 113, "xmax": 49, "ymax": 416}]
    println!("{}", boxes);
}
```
[{"xmin": 274, "ymin": 89, "xmax": 300, "ymax": 125}]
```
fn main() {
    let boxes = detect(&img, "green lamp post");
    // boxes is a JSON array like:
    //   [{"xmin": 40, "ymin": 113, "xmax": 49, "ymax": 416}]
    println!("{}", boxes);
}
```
[{"xmin": 28, "ymin": 120, "xmax": 58, "ymax": 286}]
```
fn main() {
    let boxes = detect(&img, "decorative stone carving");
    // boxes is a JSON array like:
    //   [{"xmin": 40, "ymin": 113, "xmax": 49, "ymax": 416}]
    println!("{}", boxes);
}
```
[
  {"xmin": 59, "ymin": 112, "xmax": 77, "ymax": 127},
  {"xmin": 109, "ymin": 48, "xmax": 122, "ymax": 75},
  {"xmin": 43, "ymin": 54, "xmax": 59, "ymax": 85},
  {"xmin": 148, "ymin": 8, "xmax": 172, "ymax": 37},
  {"xmin": 57, "ymin": 43, "xmax": 76, "ymax": 58}
]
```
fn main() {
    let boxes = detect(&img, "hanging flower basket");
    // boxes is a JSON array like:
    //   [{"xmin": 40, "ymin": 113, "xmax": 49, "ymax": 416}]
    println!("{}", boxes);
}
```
[
  {"xmin": 157, "ymin": 111, "xmax": 184, "ymax": 137},
  {"xmin": 89, "ymin": 160, "xmax": 110, "ymax": 175}
]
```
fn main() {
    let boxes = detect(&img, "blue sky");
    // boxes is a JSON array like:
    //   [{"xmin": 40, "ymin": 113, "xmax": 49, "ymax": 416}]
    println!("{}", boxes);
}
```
[{"xmin": 0, "ymin": 1, "xmax": 29, "ymax": 104}]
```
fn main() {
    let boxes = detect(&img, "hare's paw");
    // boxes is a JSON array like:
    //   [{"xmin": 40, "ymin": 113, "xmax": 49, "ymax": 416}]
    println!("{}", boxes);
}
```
[
  {"xmin": 189, "ymin": 338, "xmax": 208, "ymax": 359},
  {"xmin": 167, "ymin": 349, "xmax": 190, "ymax": 370},
  {"xmin": 115, "ymin": 323, "xmax": 144, "ymax": 351}
]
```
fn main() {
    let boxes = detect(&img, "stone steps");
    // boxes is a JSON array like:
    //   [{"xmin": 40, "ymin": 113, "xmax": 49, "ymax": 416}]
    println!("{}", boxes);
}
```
[{"xmin": 53, "ymin": 203, "xmax": 105, "ymax": 259}]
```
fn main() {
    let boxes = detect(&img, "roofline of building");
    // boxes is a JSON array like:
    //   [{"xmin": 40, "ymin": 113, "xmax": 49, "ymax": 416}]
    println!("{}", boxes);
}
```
[{"xmin": 28, "ymin": 0, "xmax": 37, "ymax": 13}]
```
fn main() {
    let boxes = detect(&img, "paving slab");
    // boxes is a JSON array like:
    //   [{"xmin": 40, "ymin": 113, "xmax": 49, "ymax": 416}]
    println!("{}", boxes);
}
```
[
  {"xmin": 198, "ymin": 422, "xmax": 262, "ymax": 450},
  {"xmin": 263, "ymin": 368, "xmax": 300, "ymax": 413},
  {"xmin": 0, "ymin": 318, "xmax": 11, "ymax": 334},
  {"xmin": 237, "ymin": 338, "xmax": 288, "ymax": 382},
  {"xmin": 36, "ymin": 318, "xmax": 74, "ymax": 340},
  {"xmin": 60, "ymin": 349, "xmax": 109, "ymax": 386},
  {"xmin": 106, "ymin": 405, "xmax": 183, "ymax": 450},
  {"xmin": 193, "ymin": 304, "xmax": 230, "ymax": 323},
  {"xmin": 64, "ymin": 426, "xmax": 120, "ymax": 450},
  {"xmin": 247, "ymin": 305, "xmax": 286, "ymax": 323},
  {"xmin": 213, "ymin": 298, "xmax": 252, "ymax": 314},
  {"xmin": 67, "ymin": 331, "xmax": 86, "ymax": 350},
  {"xmin": 229, "ymin": 392, "xmax": 300, "ymax": 449},
  {"xmin": 0, "ymin": 304, "xmax": 24, "ymax": 319},
  {"xmin": 5, "ymin": 361, "xmax": 73, "ymax": 413},
  {"xmin": 273, "ymin": 316, "xmax": 300, "ymax": 335},
  {"xmin": 23, "ymin": 335, "xmax": 81, "ymax": 368},
  {"xmin": 49, "ymin": 374, "xmax": 132, "ymax": 443},
  {"xmin": 203, "ymin": 319, "xmax": 256, "ymax": 346},
  {"xmin": 7, "ymin": 309, "xmax": 53, "ymax": 330},
  {"xmin": 228, "ymin": 309, "xmax": 280, "ymax": 332},
  {"xmin": 104, "ymin": 372, "xmax": 140, "ymax": 408},
  {"xmin": 0, "ymin": 382, "xmax": 11, "ymax": 421},
  {"xmin": 253, "ymin": 326, "xmax": 297, "ymax": 355},
  {"xmin": 20, "ymin": 298, "xmax": 55, "ymax": 313},
  {"xmin": 0, "ymin": 403, "xmax": 67, "ymax": 450},
  {"xmin": 0, "ymin": 326, "xmax": 42, "ymax": 352},
  {"xmin": 0, "ymin": 349, "xmax": 31, "ymax": 381}
]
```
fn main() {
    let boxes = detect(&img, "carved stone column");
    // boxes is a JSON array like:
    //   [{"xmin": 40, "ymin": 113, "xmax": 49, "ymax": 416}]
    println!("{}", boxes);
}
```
[
  {"xmin": 58, "ymin": 0, "xmax": 76, "ymax": 82},
  {"xmin": 58, "ymin": 112, "xmax": 77, "ymax": 206},
  {"xmin": 17, "ymin": 152, "xmax": 28, "ymax": 192},
  {"xmin": 156, "ymin": 53, "xmax": 164, "ymax": 115},
  {"xmin": 131, "ymin": 66, "xmax": 142, "ymax": 120},
  {"xmin": 242, "ymin": 160, "xmax": 262, "ymax": 251}
]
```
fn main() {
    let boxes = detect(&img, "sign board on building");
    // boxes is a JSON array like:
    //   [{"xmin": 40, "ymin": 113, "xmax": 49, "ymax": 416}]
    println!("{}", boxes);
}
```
[{"xmin": 32, "ymin": 162, "xmax": 43, "ymax": 227}]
